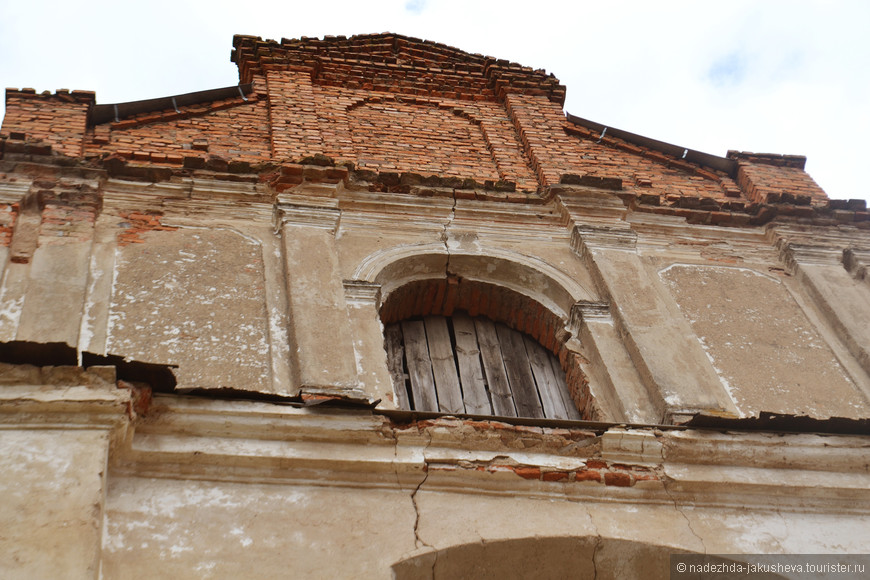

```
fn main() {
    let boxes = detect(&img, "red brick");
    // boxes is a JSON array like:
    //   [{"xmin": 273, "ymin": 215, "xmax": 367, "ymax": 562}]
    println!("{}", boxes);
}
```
[
  {"xmin": 513, "ymin": 466, "xmax": 541, "ymax": 480},
  {"xmin": 604, "ymin": 471, "xmax": 633, "ymax": 487},
  {"xmin": 542, "ymin": 471, "xmax": 569, "ymax": 482},
  {"xmin": 574, "ymin": 469, "xmax": 602, "ymax": 483}
]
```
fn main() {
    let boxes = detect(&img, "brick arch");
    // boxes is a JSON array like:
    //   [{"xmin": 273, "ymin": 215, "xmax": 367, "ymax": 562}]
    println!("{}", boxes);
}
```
[{"xmin": 380, "ymin": 277, "xmax": 598, "ymax": 420}]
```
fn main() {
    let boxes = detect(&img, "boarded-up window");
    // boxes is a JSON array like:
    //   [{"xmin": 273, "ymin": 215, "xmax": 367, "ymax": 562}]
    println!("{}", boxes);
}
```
[{"xmin": 385, "ymin": 312, "xmax": 581, "ymax": 420}]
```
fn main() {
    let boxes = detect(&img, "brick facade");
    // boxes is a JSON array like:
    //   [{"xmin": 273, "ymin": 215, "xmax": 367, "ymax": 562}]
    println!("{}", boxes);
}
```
[
  {"xmin": 4, "ymin": 33, "xmax": 862, "ymax": 225},
  {"xmin": 2, "ymin": 33, "xmax": 870, "ymax": 580}
]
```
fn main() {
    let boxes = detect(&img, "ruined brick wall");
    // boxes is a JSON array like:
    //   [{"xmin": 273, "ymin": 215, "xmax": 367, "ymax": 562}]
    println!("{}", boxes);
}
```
[
  {"xmin": 4, "ymin": 32, "xmax": 859, "ymax": 223},
  {"xmin": 3, "ymin": 89, "xmax": 94, "ymax": 158},
  {"xmin": 84, "ymin": 92, "xmax": 272, "ymax": 164},
  {"xmin": 728, "ymin": 151, "xmax": 829, "ymax": 205}
]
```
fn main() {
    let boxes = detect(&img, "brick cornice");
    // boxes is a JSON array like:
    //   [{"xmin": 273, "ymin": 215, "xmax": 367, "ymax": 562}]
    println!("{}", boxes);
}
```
[{"xmin": 231, "ymin": 33, "xmax": 566, "ymax": 105}]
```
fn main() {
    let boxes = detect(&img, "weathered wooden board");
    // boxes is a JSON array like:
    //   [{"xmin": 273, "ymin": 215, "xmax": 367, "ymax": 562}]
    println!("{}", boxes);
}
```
[
  {"xmin": 424, "ymin": 315, "xmax": 464, "ymax": 414},
  {"xmin": 452, "ymin": 312, "xmax": 491, "ymax": 415},
  {"xmin": 474, "ymin": 318, "xmax": 516, "ymax": 417},
  {"xmin": 401, "ymin": 320, "xmax": 438, "ymax": 412},
  {"xmin": 524, "ymin": 335, "xmax": 569, "ymax": 419},
  {"xmin": 384, "ymin": 323, "xmax": 410, "ymax": 410},
  {"xmin": 388, "ymin": 314, "xmax": 579, "ymax": 420},
  {"xmin": 496, "ymin": 323, "xmax": 544, "ymax": 419},
  {"xmin": 550, "ymin": 353, "xmax": 583, "ymax": 420}
]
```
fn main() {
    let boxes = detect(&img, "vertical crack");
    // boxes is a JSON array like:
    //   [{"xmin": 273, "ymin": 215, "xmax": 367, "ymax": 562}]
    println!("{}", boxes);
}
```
[
  {"xmin": 660, "ymin": 469, "xmax": 706, "ymax": 554},
  {"xmin": 411, "ymin": 460, "xmax": 431, "ymax": 549},
  {"xmin": 442, "ymin": 190, "xmax": 458, "ymax": 278},
  {"xmin": 393, "ymin": 423, "xmax": 437, "ymax": 576},
  {"xmin": 585, "ymin": 505, "xmax": 603, "ymax": 580},
  {"xmin": 591, "ymin": 534, "xmax": 601, "ymax": 580},
  {"xmin": 412, "ymin": 429, "xmax": 437, "ymax": 577}
]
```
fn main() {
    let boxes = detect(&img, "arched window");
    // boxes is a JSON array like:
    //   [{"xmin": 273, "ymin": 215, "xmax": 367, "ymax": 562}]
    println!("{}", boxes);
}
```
[
  {"xmin": 380, "ymin": 277, "xmax": 590, "ymax": 420},
  {"xmin": 385, "ymin": 312, "xmax": 581, "ymax": 420}
]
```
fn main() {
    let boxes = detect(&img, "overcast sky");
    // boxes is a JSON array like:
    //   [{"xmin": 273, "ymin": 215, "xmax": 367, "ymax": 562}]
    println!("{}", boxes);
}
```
[{"xmin": 2, "ymin": 0, "xmax": 868, "ymax": 202}]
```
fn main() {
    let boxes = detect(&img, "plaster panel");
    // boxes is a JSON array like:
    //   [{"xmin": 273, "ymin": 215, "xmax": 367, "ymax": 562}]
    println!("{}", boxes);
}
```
[
  {"xmin": 102, "ymin": 476, "xmax": 417, "ymax": 580},
  {"xmin": 0, "ymin": 429, "xmax": 108, "ymax": 579},
  {"xmin": 670, "ymin": 506, "xmax": 870, "ymax": 555},
  {"xmin": 16, "ymin": 242, "xmax": 91, "ymax": 345},
  {"xmin": 660, "ymin": 264, "xmax": 869, "ymax": 418},
  {"xmin": 107, "ymin": 227, "xmax": 271, "ymax": 391}
]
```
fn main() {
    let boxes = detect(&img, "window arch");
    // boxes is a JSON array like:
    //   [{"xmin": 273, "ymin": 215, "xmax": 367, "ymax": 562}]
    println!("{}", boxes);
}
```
[{"xmin": 380, "ymin": 277, "xmax": 594, "ymax": 420}]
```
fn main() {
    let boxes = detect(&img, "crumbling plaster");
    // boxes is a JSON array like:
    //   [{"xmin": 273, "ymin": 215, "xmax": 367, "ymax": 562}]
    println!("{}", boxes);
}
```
[{"xmin": 91, "ymin": 396, "xmax": 870, "ymax": 579}]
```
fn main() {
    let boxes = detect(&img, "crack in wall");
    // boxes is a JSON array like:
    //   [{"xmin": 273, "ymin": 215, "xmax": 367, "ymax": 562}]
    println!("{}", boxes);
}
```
[
  {"xmin": 411, "ymin": 431, "xmax": 433, "ymax": 549},
  {"xmin": 386, "ymin": 425, "xmax": 437, "ymax": 577},
  {"xmin": 391, "ymin": 423, "xmax": 438, "ymax": 575},
  {"xmin": 659, "ymin": 468, "xmax": 706, "ymax": 554},
  {"xmin": 585, "ymin": 504, "xmax": 603, "ymax": 580},
  {"xmin": 591, "ymin": 531, "xmax": 601, "ymax": 580},
  {"xmin": 411, "ymin": 464, "xmax": 431, "ymax": 550},
  {"xmin": 442, "ymin": 190, "xmax": 458, "ymax": 280},
  {"xmin": 410, "ymin": 428, "xmax": 438, "ymax": 577}
]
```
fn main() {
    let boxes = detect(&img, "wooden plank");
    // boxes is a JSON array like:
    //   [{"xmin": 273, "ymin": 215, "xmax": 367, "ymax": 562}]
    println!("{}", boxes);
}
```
[
  {"xmin": 496, "ymin": 324, "xmax": 545, "ymax": 419},
  {"xmin": 452, "ymin": 312, "xmax": 491, "ymax": 415},
  {"xmin": 401, "ymin": 320, "xmax": 439, "ymax": 412},
  {"xmin": 550, "ymin": 353, "xmax": 583, "ymax": 420},
  {"xmin": 424, "ymin": 315, "xmax": 464, "ymax": 414},
  {"xmin": 474, "ymin": 318, "xmax": 516, "ymax": 417},
  {"xmin": 524, "ymin": 334, "xmax": 570, "ymax": 419},
  {"xmin": 384, "ymin": 323, "xmax": 410, "ymax": 410}
]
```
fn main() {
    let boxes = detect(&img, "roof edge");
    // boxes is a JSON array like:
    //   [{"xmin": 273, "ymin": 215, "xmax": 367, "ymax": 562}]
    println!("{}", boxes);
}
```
[
  {"xmin": 565, "ymin": 112, "xmax": 737, "ymax": 177},
  {"xmin": 90, "ymin": 84, "xmax": 254, "ymax": 125}
]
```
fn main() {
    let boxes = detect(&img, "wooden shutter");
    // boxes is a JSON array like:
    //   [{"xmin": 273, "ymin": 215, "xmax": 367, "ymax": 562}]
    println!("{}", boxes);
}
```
[{"xmin": 385, "ymin": 313, "xmax": 580, "ymax": 420}]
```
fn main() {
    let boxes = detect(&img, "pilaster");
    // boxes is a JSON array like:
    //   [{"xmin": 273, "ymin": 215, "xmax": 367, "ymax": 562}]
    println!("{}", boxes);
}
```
[
  {"xmin": 772, "ymin": 225, "xmax": 870, "ymax": 385},
  {"xmin": 0, "ymin": 365, "xmax": 131, "ymax": 580},
  {"xmin": 276, "ymin": 197, "xmax": 364, "ymax": 399},
  {"xmin": 572, "ymin": 224, "xmax": 740, "ymax": 421}
]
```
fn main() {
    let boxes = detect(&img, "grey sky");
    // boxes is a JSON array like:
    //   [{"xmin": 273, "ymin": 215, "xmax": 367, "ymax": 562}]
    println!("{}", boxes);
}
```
[{"xmin": 2, "ymin": 0, "xmax": 867, "ymax": 202}]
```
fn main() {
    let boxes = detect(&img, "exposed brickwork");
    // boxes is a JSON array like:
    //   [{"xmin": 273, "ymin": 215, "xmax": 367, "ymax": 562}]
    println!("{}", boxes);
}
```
[
  {"xmin": 34, "ymin": 180, "xmax": 102, "ymax": 244},
  {"xmin": 564, "ymin": 123, "xmax": 741, "ymax": 200},
  {"xmin": 504, "ymin": 93, "xmax": 583, "ymax": 187},
  {"xmin": 232, "ymin": 33, "xmax": 566, "ymax": 105},
  {"xmin": 259, "ymin": 69, "xmax": 538, "ymax": 189},
  {"xmin": 116, "ymin": 211, "xmax": 179, "ymax": 246},
  {"xmin": 381, "ymin": 278, "xmax": 563, "ymax": 353},
  {"xmin": 3, "ymin": 89, "xmax": 94, "ymax": 158},
  {"xmin": 349, "ymin": 99, "xmax": 497, "ymax": 179},
  {"xmin": 427, "ymin": 455, "xmax": 658, "ymax": 486},
  {"xmin": 2, "ymin": 33, "xmax": 835, "ymax": 210},
  {"xmin": 265, "ymin": 70, "xmax": 325, "ymax": 160},
  {"xmin": 83, "ymin": 91, "xmax": 271, "ymax": 164},
  {"xmin": 506, "ymin": 92, "xmax": 745, "ymax": 204},
  {"xmin": 727, "ymin": 151, "xmax": 829, "ymax": 206},
  {"xmin": 0, "ymin": 203, "xmax": 18, "ymax": 246}
]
